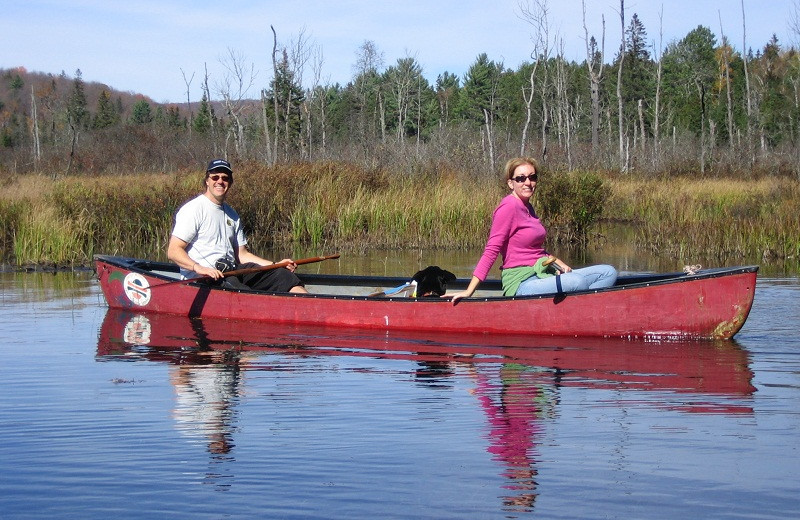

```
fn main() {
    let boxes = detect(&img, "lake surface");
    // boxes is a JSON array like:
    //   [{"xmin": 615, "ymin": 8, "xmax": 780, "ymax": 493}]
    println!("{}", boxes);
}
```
[{"xmin": 1, "ymin": 255, "xmax": 799, "ymax": 519}]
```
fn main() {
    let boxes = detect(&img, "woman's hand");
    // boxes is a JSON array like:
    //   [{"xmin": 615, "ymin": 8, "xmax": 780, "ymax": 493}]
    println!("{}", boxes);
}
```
[
  {"xmin": 447, "ymin": 276, "xmax": 481, "ymax": 305},
  {"xmin": 555, "ymin": 260, "xmax": 572, "ymax": 273},
  {"xmin": 447, "ymin": 291, "xmax": 471, "ymax": 305}
]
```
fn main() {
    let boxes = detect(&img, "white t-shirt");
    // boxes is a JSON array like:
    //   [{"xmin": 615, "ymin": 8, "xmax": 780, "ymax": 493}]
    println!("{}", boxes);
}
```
[{"xmin": 171, "ymin": 194, "xmax": 247, "ymax": 278}]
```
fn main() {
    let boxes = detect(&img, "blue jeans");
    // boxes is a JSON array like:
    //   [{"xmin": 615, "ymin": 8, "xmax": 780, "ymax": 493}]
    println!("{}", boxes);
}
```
[{"xmin": 515, "ymin": 264, "xmax": 618, "ymax": 296}]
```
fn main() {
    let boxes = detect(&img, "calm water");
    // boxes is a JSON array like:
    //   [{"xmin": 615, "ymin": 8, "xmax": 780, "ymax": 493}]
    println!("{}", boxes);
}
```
[{"xmin": 1, "ymin": 256, "xmax": 799, "ymax": 519}]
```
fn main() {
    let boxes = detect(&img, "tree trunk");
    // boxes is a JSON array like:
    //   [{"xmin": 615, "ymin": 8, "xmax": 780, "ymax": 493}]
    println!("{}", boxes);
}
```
[
  {"xmin": 271, "ymin": 26, "xmax": 281, "ymax": 164},
  {"xmin": 616, "ymin": 0, "xmax": 626, "ymax": 172},
  {"xmin": 719, "ymin": 14, "xmax": 734, "ymax": 147},
  {"xmin": 520, "ymin": 69, "xmax": 535, "ymax": 156},
  {"xmin": 483, "ymin": 108, "xmax": 495, "ymax": 173},
  {"xmin": 638, "ymin": 99, "xmax": 646, "ymax": 152},
  {"xmin": 31, "ymin": 85, "xmax": 41, "ymax": 169},
  {"xmin": 741, "ymin": 0, "xmax": 754, "ymax": 165},
  {"xmin": 261, "ymin": 90, "xmax": 273, "ymax": 164},
  {"xmin": 654, "ymin": 8, "xmax": 663, "ymax": 166},
  {"xmin": 582, "ymin": 0, "xmax": 605, "ymax": 156}
]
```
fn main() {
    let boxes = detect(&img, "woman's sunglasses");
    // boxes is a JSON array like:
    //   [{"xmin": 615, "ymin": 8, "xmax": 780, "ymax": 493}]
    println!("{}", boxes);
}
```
[{"xmin": 512, "ymin": 173, "xmax": 538, "ymax": 183}]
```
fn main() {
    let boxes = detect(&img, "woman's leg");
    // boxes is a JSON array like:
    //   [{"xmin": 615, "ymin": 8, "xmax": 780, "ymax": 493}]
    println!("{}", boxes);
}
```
[
  {"xmin": 515, "ymin": 264, "xmax": 617, "ymax": 296},
  {"xmin": 515, "ymin": 274, "xmax": 577, "ymax": 296},
  {"xmin": 572, "ymin": 264, "xmax": 618, "ymax": 289}
]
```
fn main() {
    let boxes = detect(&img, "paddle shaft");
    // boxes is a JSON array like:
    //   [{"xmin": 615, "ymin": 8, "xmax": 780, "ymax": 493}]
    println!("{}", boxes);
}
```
[
  {"xmin": 152, "ymin": 254, "xmax": 339, "ymax": 288},
  {"xmin": 222, "ymin": 254, "xmax": 340, "ymax": 278}
]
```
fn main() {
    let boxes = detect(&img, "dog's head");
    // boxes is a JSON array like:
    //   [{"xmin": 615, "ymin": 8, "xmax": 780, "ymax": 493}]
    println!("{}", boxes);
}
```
[{"xmin": 412, "ymin": 266, "xmax": 457, "ymax": 297}]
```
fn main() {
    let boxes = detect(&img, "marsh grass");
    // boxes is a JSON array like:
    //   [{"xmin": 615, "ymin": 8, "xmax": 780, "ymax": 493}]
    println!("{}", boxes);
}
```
[
  {"xmin": 606, "ymin": 177, "xmax": 800, "ymax": 262},
  {"xmin": 1, "ymin": 163, "xmax": 797, "ymax": 268},
  {"xmin": 12, "ymin": 205, "xmax": 83, "ymax": 266}
]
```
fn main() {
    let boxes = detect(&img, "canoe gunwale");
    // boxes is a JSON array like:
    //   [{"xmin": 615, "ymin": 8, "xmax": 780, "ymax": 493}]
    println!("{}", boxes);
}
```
[{"xmin": 96, "ymin": 254, "xmax": 759, "ymax": 303}]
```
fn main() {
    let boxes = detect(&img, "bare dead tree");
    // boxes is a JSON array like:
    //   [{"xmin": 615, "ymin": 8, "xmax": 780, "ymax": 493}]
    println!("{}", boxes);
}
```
[
  {"xmin": 388, "ymin": 55, "xmax": 421, "ymax": 148},
  {"xmin": 554, "ymin": 39, "xmax": 574, "ymax": 169},
  {"xmin": 271, "ymin": 26, "xmax": 281, "ymax": 163},
  {"xmin": 216, "ymin": 48, "xmax": 256, "ymax": 158},
  {"xmin": 30, "ymin": 84, "xmax": 41, "ymax": 169},
  {"xmin": 260, "ymin": 86, "xmax": 273, "ymax": 164},
  {"xmin": 637, "ymin": 99, "xmax": 645, "ymax": 151},
  {"xmin": 741, "ymin": 0, "xmax": 754, "ymax": 164},
  {"xmin": 616, "ymin": 0, "xmax": 627, "ymax": 172},
  {"xmin": 520, "ymin": 62, "xmax": 539, "ymax": 156},
  {"xmin": 416, "ymin": 74, "xmax": 422, "ymax": 156},
  {"xmin": 718, "ymin": 12, "xmax": 734, "ymax": 147},
  {"xmin": 180, "ymin": 68, "xmax": 195, "ymax": 134},
  {"xmin": 287, "ymin": 28, "xmax": 312, "ymax": 158},
  {"xmin": 791, "ymin": 0, "xmax": 800, "ymax": 48},
  {"xmin": 582, "ymin": 0, "xmax": 605, "ymax": 155},
  {"xmin": 201, "ymin": 62, "xmax": 216, "ymax": 153},
  {"xmin": 518, "ymin": 0, "xmax": 553, "ymax": 161},
  {"xmin": 308, "ymin": 44, "xmax": 327, "ymax": 159},
  {"xmin": 518, "ymin": 0, "xmax": 544, "ymax": 156},
  {"xmin": 353, "ymin": 40, "xmax": 385, "ymax": 152},
  {"xmin": 653, "ymin": 7, "xmax": 664, "ymax": 165}
]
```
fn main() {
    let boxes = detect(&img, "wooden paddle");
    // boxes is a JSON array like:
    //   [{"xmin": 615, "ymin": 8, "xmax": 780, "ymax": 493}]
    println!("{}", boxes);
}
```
[{"xmin": 151, "ymin": 254, "xmax": 340, "ymax": 288}]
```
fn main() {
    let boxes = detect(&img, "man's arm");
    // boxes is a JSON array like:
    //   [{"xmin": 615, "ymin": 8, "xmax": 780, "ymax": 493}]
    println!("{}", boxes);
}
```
[
  {"xmin": 237, "ymin": 246, "xmax": 297, "ymax": 272},
  {"xmin": 167, "ymin": 235, "xmax": 223, "ymax": 279}
]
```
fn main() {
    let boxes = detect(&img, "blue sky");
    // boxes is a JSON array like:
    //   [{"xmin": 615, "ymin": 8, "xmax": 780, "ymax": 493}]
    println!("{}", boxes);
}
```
[{"xmin": 2, "ymin": 0, "xmax": 795, "ymax": 104}]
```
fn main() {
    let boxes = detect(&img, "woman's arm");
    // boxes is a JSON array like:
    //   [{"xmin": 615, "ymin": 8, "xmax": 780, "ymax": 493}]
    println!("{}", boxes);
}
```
[{"xmin": 447, "ymin": 275, "xmax": 482, "ymax": 305}]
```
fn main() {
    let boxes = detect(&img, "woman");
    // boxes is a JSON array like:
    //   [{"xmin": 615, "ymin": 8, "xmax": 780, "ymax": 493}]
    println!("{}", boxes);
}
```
[{"xmin": 450, "ymin": 157, "xmax": 617, "ymax": 304}]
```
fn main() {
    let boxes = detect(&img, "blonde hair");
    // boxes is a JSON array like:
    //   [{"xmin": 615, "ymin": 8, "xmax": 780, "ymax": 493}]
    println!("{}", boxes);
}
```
[{"xmin": 504, "ymin": 157, "xmax": 539, "ymax": 180}]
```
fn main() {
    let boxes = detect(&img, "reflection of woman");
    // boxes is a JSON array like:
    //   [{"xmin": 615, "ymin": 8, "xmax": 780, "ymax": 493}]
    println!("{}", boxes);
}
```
[
  {"xmin": 473, "ymin": 364, "xmax": 556, "ymax": 512},
  {"xmin": 451, "ymin": 157, "xmax": 617, "ymax": 303}
]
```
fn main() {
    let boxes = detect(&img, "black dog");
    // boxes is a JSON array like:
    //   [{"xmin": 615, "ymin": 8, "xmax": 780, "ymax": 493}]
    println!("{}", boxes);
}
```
[{"xmin": 412, "ymin": 266, "xmax": 456, "ymax": 297}]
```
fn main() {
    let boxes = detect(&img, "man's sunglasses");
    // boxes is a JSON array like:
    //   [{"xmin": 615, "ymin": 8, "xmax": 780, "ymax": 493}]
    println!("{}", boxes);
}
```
[
  {"xmin": 208, "ymin": 174, "xmax": 231, "ymax": 182},
  {"xmin": 512, "ymin": 173, "xmax": 538, "ymax": 183}
]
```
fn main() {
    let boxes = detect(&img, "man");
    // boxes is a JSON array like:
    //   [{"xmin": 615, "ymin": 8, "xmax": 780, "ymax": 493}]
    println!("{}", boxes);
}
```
[{"xmin": 167, "ymin": 158, "xmax": 307, "ymax": 293}]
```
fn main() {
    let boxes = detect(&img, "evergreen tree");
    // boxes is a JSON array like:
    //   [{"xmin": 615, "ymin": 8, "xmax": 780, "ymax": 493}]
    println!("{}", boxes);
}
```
[
  {"xmin": 623, "ymin": 14, "xmax": 654, "ymax": 131},
  {"xmin": 383, "ymin": 56, "xmax": 426, "ymax": 141},
  {"xmin": 93, "ymin": 89, "xmax": 118, "ymax": 129},
  {"xmin": 458, "ymin": 53, "xmax": 503, "ymax": 127},
  {"xmin": 193, "ymin": 92, "xmax": 213, "ymax": 134},
  {"xmin": 264, "ymin": 49, "xmax": 306, "ymax": 154},
  {"xmin": 757, "ymin": 34, "xmax": 789, "ymax": 145},
  {"xmin": 166, "ymin": 106, "xmax": 184, "ymax": 129},
  {"xmin": 436, "ymin": 72, "xmax": 460, "ymax": 126},
  {"xmin": 130, "ymin": 99, "xmax": 153, "ymax": 125},
  {"xmin": 7, "ymin": 73, "xmax": 24, "ymax": 92},
  {"xmin": 662, "ymin": 25, "xmax": 717, "ymax": 134},
  {"xmin": 67, "ymin": 69, "xmax": 89, "ymax": 129}
]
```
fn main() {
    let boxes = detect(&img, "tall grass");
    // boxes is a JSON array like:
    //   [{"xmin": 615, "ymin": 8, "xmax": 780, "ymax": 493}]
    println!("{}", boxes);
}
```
[
  {"xmin": 605, "ymin": 177, "xmax": 800, "ymax": 263},
  {"xmin": 12, "ymin": 205, "xmax": 84, "ymax": 266},
  {"xmin": 1, "ymin": 162, "xmax": 798, "ymax": 268}
]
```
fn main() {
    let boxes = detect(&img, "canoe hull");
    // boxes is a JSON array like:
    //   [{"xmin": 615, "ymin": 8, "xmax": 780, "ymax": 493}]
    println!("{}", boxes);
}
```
[{"xmin": 94, "ymin": 255, "xmax": 757, "ymax": 340}]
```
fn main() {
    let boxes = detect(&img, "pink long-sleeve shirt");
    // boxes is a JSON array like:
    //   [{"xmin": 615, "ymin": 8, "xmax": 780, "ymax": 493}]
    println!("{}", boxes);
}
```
[{"xmin": 473, "ymin": 194, "xmax": 548, "ymax": 281}]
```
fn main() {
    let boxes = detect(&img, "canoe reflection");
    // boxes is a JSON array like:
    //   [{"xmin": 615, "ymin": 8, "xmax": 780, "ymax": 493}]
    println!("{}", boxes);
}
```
[
  {"xmin": 96, "ymin": 308, "xmax": 755, "ymax": 511},
  {"xmin": 97, "ymin": 308, "xmax": 756, "ymax": 399}
]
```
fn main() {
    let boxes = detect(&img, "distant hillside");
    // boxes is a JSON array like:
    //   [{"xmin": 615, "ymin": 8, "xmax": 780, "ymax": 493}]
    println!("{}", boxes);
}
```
[{"xmin": 0, "ymin": 66, "xmax": 171, "ymax": 116}]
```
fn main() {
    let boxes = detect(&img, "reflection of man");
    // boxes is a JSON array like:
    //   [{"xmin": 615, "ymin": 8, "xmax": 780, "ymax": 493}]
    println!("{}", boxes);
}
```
[
  {"xmin": 171, "ymin": 352, "xmax": 241, "ymax": 455},
  {"xmin": 473, "ymin": 364, "xmax": 556, "ymax": 512}
]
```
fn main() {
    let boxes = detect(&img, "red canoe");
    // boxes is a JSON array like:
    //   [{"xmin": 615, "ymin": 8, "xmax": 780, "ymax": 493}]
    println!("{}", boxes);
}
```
[{"xmin": 94, "ymin": 255, "xmax": 758, "ymax": 340}]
